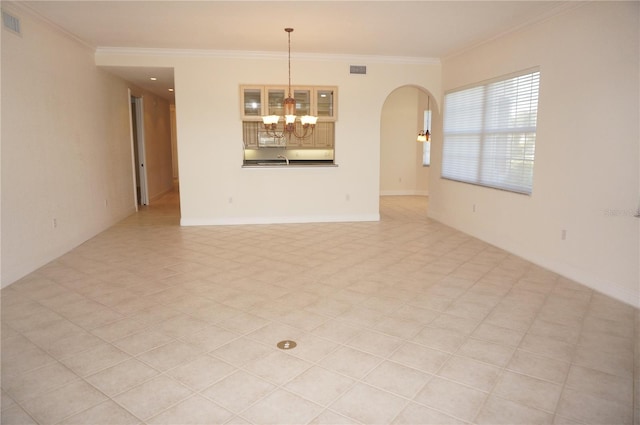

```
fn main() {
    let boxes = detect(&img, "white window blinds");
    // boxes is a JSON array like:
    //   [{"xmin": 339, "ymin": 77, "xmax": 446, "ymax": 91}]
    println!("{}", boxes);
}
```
[{"xmin": 442, "ymin": 69, "xmax": 540, "ymax": 194}]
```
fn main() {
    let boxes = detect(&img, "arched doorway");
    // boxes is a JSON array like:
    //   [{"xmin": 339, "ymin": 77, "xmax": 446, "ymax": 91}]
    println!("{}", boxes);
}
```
[{"xmin": 379, "ymin": 85, "xmax": 438, "ymax": 200}]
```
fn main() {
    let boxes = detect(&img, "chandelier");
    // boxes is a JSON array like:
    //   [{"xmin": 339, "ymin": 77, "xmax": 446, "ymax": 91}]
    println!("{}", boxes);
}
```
[
  {"xmin": 417, "ymin": 95, "xmax": 431, "ymax": 142},
  {"xmin": 262, "ymin": 28, "xmax": 317, "ymax": 139}
]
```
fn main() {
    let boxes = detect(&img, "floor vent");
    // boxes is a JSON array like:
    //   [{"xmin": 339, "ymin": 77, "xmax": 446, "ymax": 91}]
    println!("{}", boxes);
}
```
[
  {"xmin": 350, "ymin": 65, "xmax": 367, "ymax": 75},
  {"xmin": 2, "ymin": 9, "xmax": 21, "ymax": 36}
]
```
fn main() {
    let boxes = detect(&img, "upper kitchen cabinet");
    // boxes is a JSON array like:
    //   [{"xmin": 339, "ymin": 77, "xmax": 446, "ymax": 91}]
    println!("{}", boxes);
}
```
[
  {"xmin": 240, "ymin": 85, "xmax": 338, "ymax": 122},
  {"xmin": 315, "ymin": 88, "xmax": 336, "ymax": 120},
  {"xmin": 240, "ymin": 86, "xmax": 264, "ymax": 120}
]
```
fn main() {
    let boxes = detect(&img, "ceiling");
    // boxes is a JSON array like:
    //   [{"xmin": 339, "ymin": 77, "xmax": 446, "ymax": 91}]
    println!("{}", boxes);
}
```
[{"xmin": 19, "ymin": 1, "xmax": 576, "ymax": 101}]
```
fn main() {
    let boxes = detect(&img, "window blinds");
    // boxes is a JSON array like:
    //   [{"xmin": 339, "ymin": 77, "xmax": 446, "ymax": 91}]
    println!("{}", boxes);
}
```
[{"xmin": 442, "ymin": 69, "xmax": 540, "ymax": 195}]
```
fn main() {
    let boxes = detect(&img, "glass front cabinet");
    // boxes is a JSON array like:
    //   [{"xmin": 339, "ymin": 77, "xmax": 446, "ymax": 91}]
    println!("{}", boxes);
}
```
[{"xmin": 240, "ymin": 85, "xmax": 337, "ymax": 122}]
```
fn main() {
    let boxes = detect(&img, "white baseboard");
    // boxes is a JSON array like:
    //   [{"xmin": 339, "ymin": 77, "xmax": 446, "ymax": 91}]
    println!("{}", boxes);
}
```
[
  {"xmin": 380, "ymin": 190, "xmax": 429, "ymax": 196},
  {"xmin": 181, "ymin": 213, "xmax": 381, "ymax": 226}
]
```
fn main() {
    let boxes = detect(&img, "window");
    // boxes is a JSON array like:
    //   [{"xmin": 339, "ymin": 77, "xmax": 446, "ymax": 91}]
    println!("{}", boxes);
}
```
[
  {"xmin": 422, "ymin": 109, "xmax": 431, "ymax": 166},
  {"xmin": 442, "ymin": 69, "xmax": 540, "ymax": 194}
]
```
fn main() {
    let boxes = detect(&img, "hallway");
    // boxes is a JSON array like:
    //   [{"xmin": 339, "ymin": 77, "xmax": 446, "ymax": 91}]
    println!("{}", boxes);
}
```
[{"xmin": 1, "ymin": 195, "xmax": 636, "ymax": 424}]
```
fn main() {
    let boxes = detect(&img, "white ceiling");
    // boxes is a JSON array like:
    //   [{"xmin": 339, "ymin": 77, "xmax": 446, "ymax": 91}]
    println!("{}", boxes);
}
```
[{"xmin": 19, "ymin": 1, "xmax": 576, "ymax": 100}]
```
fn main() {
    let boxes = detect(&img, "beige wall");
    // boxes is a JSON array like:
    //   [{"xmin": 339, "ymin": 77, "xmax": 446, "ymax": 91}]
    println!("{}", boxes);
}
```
[
  {"xmin": 429, "ymin": 2, "xmax": 640, "ymax": 306},
  {"xmin": 1, "ymin": 5, "xmax": 136, "ymax": 286},
  {"xmin": 96, "ymin": 52, "xmax": 442, "ymax": 225}
]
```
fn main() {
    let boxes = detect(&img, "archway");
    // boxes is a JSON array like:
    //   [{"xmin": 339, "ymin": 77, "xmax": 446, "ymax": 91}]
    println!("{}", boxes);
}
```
[{"xmin": 379, "ymin": 85, "xmax": 439, "ymax": 202}]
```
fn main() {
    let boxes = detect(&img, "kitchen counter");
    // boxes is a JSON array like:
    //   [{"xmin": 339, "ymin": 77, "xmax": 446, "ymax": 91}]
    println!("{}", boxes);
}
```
[{"xmin": 242, "ymin": 159, "xmax": 337, "ymax": 168}]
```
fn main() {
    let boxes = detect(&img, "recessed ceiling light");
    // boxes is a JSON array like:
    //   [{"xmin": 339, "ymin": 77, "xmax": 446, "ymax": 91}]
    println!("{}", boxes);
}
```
[{"xmin": 150, "ymin": 77, "xmax": 157, "ymax": 81}]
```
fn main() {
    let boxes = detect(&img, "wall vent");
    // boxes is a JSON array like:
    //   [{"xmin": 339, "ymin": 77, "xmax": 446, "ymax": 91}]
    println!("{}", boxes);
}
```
[
  {"xmin": 2, "ymin": 9, "xmax": 21, "ymax": 36},
  {"xmin": 350, "ymin": 65, "xmax": 367, "ymax": 75}
]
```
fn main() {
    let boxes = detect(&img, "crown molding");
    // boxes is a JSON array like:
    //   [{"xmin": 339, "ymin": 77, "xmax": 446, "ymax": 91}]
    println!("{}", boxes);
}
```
[{"xmin": 95, "ymin": 47, "xmax": 440, "ymax": 65}]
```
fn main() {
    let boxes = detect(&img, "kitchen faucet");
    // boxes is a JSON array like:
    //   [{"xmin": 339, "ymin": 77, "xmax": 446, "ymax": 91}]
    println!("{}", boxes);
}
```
[{"xmin": 277, "ymin": 154, "xmax": 290, "ymax": 165}]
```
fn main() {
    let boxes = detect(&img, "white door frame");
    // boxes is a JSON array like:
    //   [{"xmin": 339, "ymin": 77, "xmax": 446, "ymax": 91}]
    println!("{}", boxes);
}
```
[{"xmin": 128, "ymin": 90, "xmax": 149, "ymax": 208}]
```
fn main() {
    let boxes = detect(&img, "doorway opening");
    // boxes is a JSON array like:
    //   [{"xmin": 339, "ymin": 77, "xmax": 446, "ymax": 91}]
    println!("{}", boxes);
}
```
[{"xmin": 130, "ymin": 93, "xmax": 149, "ymax": 207}]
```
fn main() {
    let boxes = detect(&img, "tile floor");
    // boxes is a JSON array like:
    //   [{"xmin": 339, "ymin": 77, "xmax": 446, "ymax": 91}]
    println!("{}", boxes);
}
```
[{"xmin": 2, "ymin": 192, "xmax": 638, "ymax": 424}]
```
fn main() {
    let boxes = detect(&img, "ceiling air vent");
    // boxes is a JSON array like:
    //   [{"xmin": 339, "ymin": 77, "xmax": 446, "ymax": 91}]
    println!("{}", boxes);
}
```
[
  {"xmin": 350, "ymin": 65, "xmax": 367, "ymax": 75},
  {"xmin": 2, "ymin": 9, "xmax": 21, "ymax": 35}
]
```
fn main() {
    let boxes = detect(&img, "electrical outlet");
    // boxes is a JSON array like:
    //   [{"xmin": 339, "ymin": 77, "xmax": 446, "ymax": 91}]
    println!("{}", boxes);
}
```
[
  {"xmin": 561, "ymin": 229, "xmax": 567, "ymax": 240},
  {"xmin": 52, "ymin": 218, "xmax": 57, "ymax": 228},
  {"xmin": 472, "ymin": 204, "xmax": 477, "ymax": 212}
]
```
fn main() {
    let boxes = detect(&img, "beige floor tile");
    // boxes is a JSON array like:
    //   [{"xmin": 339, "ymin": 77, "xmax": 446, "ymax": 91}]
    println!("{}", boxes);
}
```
[
  {"xmin": 1, "ymin": 336, "xmax": 57, "ymax": 376},
  {"xmin": 1, "ymin": 405, "xmax": 38, "ymax": 425},
  {"xmin": 363, "ymin": 360, "xmax": 432, "ymax": 398},
  {"xmin": 20, "ymin": 380, "xmax": 108, "ymax": 424},
  {"xmin": 58, "ymin": 400, "xmax": 141, "ymax": 425},
  {"xmin": 180, "ymin": 325, "xmax": 241, "ymax": 352},
  {"xmin": 242, "ymin": 389, "xmax": 323, "ymax": 425},
  {"xmin": 390, "ymin": 342, "xmax": 449, "ymax": 374},
  {"xmin": 345, "ymin": 329, "xmax": 403, "ymax": 357},
  {"xmin": 471, "ymin": 323, "xmax": 524, "ymax": 347},
  {"xmin": 556, "ymin": 387, "xmax": 633, "ymax": 425},
  {"xmin": 86, "ymin": 358, "xmax": 159, "ymax": 396},
  {"xmin": 112, "ymin": 329, "xmax": 175, "ymax": 355},
  {"xmin": 411, "ymin": 327, "xmax": 468, "ymax": 353},
  {"xmin": 330, "ymin": 383, "xmax": 407, "ymax": 424},
  {"xmin": 311, "ymin": 319, "xmax": 362, "ymax": 343},
  {"xmin": 285, "ymin": 365, "xmax": 355, "ymax": 406},
  {"xmin": 3, "ymin": 362, "xmax": 80, "ymax": 404},
  {"xmin": 59, "ymin": 343, "xmax": 131, "ymax": 376},
  {"xmin": 456, "ymin": 338, "xmax": 515, "ymax": 367},
  {"xmin": 318, "ymin": 346, "xmax": 383, "ymax": 379},
  {"xmin": 244, "ymin": 350, "xmax": 312, "ymax": 385},
  {"xmin": 211, "ymin": 337, "xmax": 274, "ymax": 366},
  {"xmin": 571, "ymin": 344, "xmax": 633, "ymax": 378},
  {"xmin": 91, "ymin": 317, "xmax": 149, "ymax": 342},
  {"xmin": 245, "ymin": 322, "xmax": 304, "ymax": 346},
  {"xmin": 304, "ymin": 297, "xmax": 352, "ymax": 317},
  {"xmin": 147, "ymin": 394, "xmax": 233, "ymax": 424},
  {"xmin": 278, "ymin": 309, "xmax": 329, "ymax": 331},
  {"xmin": 374, "ymin": 316, "xmax": 424, "ymax": 339},
  {"xmin": 127, "ymin": 305, "xmax": 182, "ymax": 326},
  {"xmin": 114, "ymin": 375, "xmax": 193, "ymax": 420},
  {"xmin": 216, "ymin": 312, "xmax": 270, "ymax": 334},
  {"xmin": 392, "ymin": 402, "xmax": 467, "ymax": 424},
  {"xmin": 167, "ymin": 355, "xmax": 236, "ymax": 390},
  {"xmin": 284, "ymin": 333, "xmax": 340, "ymax": 363},
  {"xmin": 46, "ymin": 331, "xmax": 108, "ymax": 359},
  {"xmin": 475, "ymin": 394, "xmax": 554, "ymax": 424},
  {"xmin": 137, "ymin": 340, "xmax": 204, "ymax": 371},
  {"xmin": 564, "ymin": 364, "xmax": 633, "ymax": 405},
  {"xmin": 414, "ymin": 377, "xmax": 487, "ymax": 421},
  {"xmin": 309, "ymin": 409, "xmax": 359, "ymax": 424},
  {"xmin": 153, "ymin": 313, "xmax": 213, "ymax": 338},
  {"xmin": 1, "ymin": 390, "xmax": 16, "ymax": 411},
  {"xmin": 493, "ymin": 371, "xmax": 563, "ymax": 412},
  {"xmin": 389, "ymin": 304, "xmax": 440, "ymax": 325},
  {"xmin": 437, "ymin": 355, "xmax": 500, "ymax": 392},
  {"xmin": 201, "ymin": 370, "xmax": 276, "ymax": 413},
  {"xmin": 23, "ymin": 319, "xmax": 85, "ymax": 349},
  {"xmin": 337, "ymin": 305, "xmax": 385, "ymax": 327},
  {"xmin": 506, "ymin": 349, "xmax": 570, "ymax": 384}
]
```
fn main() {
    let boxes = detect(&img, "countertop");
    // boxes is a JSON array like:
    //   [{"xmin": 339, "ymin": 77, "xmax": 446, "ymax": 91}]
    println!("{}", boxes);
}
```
[{"xmin": 242, "ymin": 159, "xmax": 337, "ymax": 168}]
